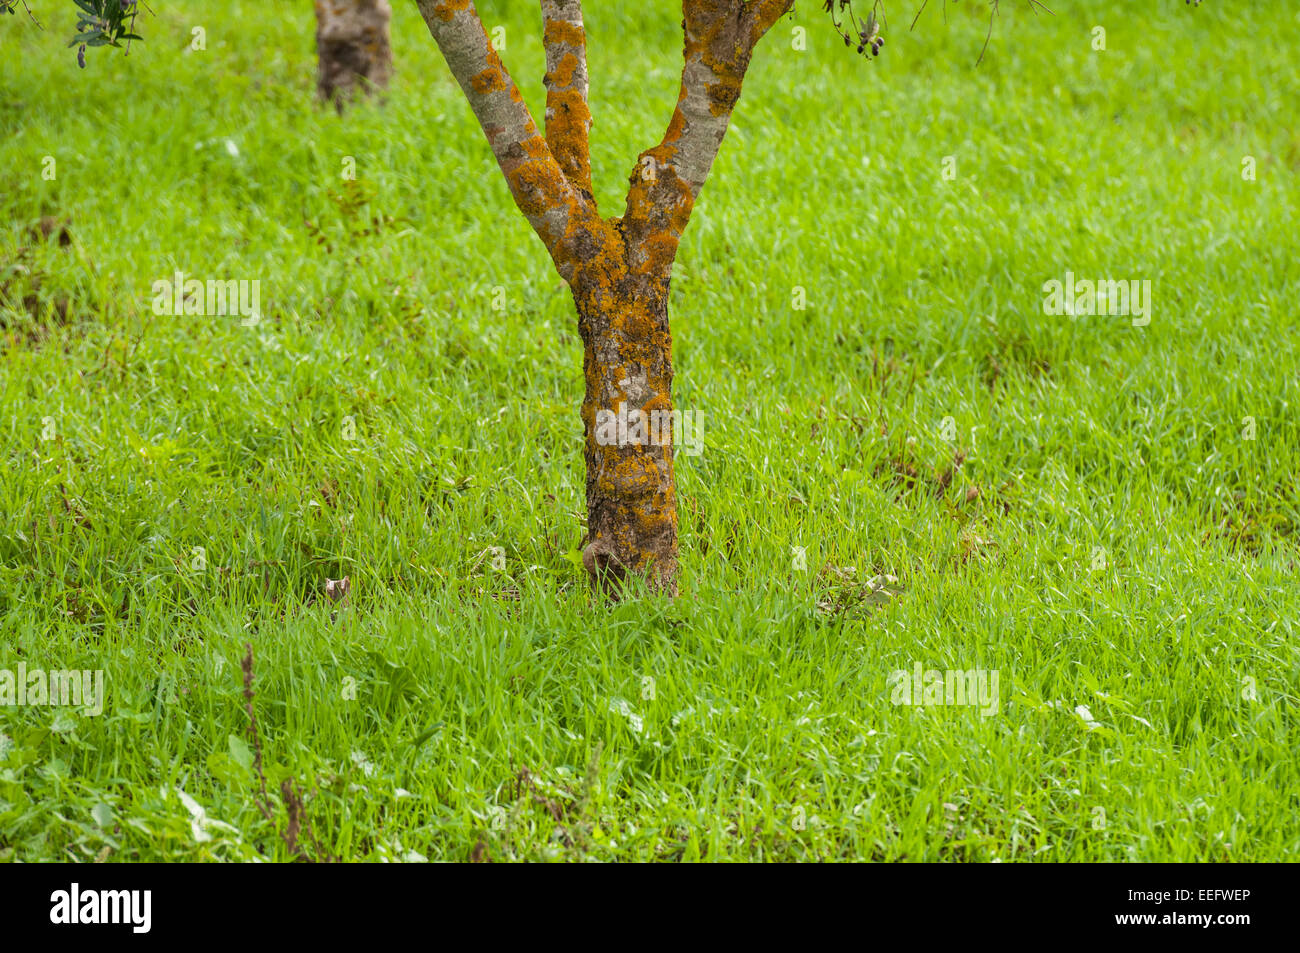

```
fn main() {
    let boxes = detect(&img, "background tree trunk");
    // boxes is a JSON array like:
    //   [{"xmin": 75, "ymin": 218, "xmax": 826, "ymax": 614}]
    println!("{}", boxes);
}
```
[{"xmin": 315, "ymin": 0, "xmax": 393, "ymax": 112}]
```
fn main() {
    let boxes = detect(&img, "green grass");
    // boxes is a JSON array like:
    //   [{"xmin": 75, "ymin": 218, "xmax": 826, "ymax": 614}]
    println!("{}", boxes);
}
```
[{"xmin": 1, "ymin": 0, "xmax": 1297, "ymax": 861}]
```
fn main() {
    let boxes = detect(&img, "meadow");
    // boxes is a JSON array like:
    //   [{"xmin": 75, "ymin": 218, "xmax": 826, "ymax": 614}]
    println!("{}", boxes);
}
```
[{"xmin": 1, "ymin": 0, "xmax": 1297, "ymax": 861}]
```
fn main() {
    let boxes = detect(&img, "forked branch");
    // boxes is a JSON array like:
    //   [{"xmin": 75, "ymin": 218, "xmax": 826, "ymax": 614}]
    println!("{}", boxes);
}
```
[
  {"xmin": 414, "ymin": 0, "xmax": 601, "ymax": 281},
  {"xmin": 619, "ymin": 0, "xmax": 794, "ymax": 279}
]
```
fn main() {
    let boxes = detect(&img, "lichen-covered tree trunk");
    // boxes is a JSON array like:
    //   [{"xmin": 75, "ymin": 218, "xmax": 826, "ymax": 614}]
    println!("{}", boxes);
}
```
[
  {"xmin": 415, "ymin": 0, "xmax": 792, "ymax": 595},
  {"xmin": 572, "ymin": 256, "xmax": 679, "ymax": 594},
  {"xmin": 315, "ymin": 0, "xmax": 393, "ymax": 111}
]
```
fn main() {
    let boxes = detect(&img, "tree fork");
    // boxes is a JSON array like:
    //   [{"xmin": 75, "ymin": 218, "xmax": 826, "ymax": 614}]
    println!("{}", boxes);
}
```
[{"xmin": 414, "ymin": 0, "xmax": 795, "ymax": 597}]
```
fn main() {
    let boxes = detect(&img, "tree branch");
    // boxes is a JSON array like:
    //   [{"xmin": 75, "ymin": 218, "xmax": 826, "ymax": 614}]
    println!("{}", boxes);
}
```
[
  {"xmin": 414, "ymin": 0, "xmax": 600, "ymax": 281},
  {"xmin": 748, "ymin": 0, "xmax": 796, "ymax": 44},
  {"xmin": 619, "ymin": 0, "xmax": 792, "ymax": 279},
  {"xmin": 540, "ymin": 0, "xmax": 594, "ymax": 202}
]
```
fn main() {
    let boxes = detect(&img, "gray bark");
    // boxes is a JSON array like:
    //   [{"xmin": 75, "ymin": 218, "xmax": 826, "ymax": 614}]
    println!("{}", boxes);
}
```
[{"xmin": 315, "ymin": 0, "xmax": 394, "ymax": 112}]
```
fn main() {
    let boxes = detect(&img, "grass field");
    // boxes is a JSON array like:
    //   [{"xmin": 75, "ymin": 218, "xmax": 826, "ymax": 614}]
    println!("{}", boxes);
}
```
[{"xmin": 1, "ymin": 0, "xmax": 1297, "ymax": 862}]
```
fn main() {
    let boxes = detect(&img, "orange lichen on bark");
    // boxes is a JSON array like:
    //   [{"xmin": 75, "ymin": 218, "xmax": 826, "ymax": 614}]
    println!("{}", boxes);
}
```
[
  {"xmin": 469, "ymin": 64, "xmax": 508, "ymax": 95},
  {"xmin": 520, "ymin": 135, "xmax": 551, "ymax": 162},
  {"xmin": 542, "ymin": 17, "xmax": 584, "ymax": 49},
  {"xmin": 504, "ymin": 162, "xmax": 557, "ymax": 215},
  {"xmin": 705, "ymin": 75, "xmax": 743, "ymax": 115},
  {"xmin": 638, "ymin": 231, "xmax": 686, "ymax": 276},
  {"xmin": 595, "ymin": 452, "xmax": 660, "ymax": 497},
  {"xmin": 541, "ymin": 8, "xmax": 593, "ymax": 198},
  {"xmin": 548, "ymin": 52, "xmax": 581, "ymax": 90},
  {"xmin": 749, "ymin": 0, "xmax": 796, "ymax": 40},
  {"xmin": 430, "ymin": 0, "xmax": 470, "ymax": 22}
]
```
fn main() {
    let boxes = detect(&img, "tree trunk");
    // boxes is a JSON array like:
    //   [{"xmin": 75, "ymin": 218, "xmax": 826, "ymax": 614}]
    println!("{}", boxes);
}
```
[
  {"xmin": 413, "ymin": 0, "xmax": 795, "ymax": 596},
  {"xmin": 573, "ymin": 256, "xmax": 680, "ymax": 596},
  {"xmin": 314, "ymin": 0, "xmax": 393, "ymax": 112}
]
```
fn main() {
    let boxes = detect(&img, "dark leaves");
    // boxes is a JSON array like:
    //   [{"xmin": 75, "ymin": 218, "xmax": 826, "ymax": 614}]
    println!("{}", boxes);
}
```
[{"xmin": 66, "ymin": 0, "xmax": 143, "ymax": 66}]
